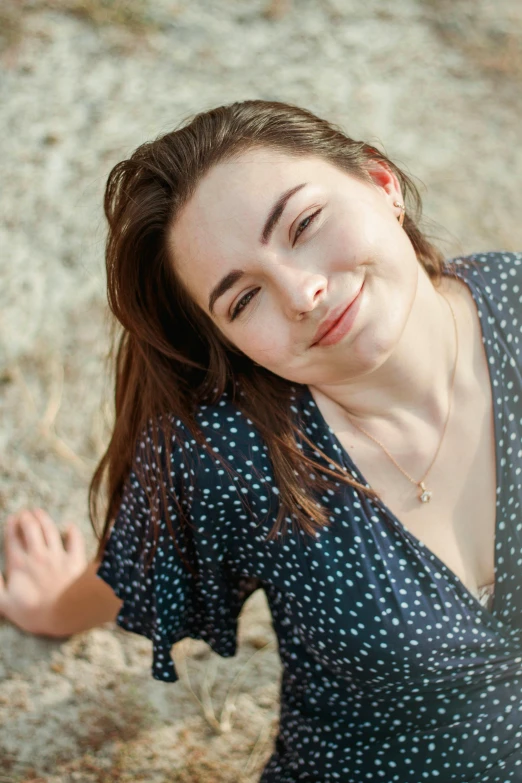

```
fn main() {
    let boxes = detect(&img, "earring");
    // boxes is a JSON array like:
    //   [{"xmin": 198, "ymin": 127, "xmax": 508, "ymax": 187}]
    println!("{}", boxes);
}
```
[{"xmin": 394, "ymin": 201, "xmax": 405, "ymax": 226}]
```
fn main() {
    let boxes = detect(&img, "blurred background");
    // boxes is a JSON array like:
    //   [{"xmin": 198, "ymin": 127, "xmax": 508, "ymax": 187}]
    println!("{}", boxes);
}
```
[{"xmin": 1, "ymin": 1, "xmax": 521, "ymax": 780}]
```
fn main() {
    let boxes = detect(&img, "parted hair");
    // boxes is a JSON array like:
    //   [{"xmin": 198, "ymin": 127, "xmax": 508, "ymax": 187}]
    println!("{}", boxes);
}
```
[{"xmin": 90, "ymin": 99, "xmax": 446, "ymax": 558}]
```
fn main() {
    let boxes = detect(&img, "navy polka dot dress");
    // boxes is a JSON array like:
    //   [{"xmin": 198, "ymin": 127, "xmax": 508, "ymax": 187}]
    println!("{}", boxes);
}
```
[{"xmin": 97, "ymin": 252, "xmax": 522, "ymax": 782}]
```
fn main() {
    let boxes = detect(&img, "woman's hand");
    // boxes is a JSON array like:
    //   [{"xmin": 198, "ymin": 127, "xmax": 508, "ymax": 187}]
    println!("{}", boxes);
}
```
[{"xmin": 0, "ymin": 508, "xmax": 87, "ymax": 637}]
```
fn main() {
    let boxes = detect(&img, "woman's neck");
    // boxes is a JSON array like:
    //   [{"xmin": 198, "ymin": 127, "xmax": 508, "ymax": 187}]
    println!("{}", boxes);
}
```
[{"xmin": 309, "ymin": 271, "xmax": 473, "ymax": 439}]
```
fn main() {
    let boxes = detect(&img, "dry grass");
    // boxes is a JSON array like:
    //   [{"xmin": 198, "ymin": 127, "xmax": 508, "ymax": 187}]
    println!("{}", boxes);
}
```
[
  {"xmin": 0, "ymin": 0, "xmax": 160, "ymax": 54},
  {"xmin": 0, "ymin": 0, "xmax": 296, "ymax": 52},
  {"xmin": 8, "ymin": 358, "xmax": 94, "ymax": 479},
  {"xmin": 262, "ymin": 0, "xmax": 292, "ymax": 21},
  {"xmin": 40, "ymin": 0, "xmax": 159, "ymax": 33},
  {"xmin": 170, "ymin": 751, "xmax": 249, "ymax": 783},
  {"xmin": 0, "ymin": 673, "xmax": 159, "ymax": 781},
  {"xmin": 0, "ymin": 2, "xmax": 25, "ymax": 52},
  {"xmin": 426, "ymin": 0, "xmax": 522, "ymax": 79},
  {"xmin": 175, "ymin": 639, "xmax": 277, "ymax": 735}
]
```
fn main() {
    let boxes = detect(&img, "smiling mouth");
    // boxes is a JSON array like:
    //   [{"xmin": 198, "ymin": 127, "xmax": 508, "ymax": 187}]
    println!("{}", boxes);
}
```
[{"xmin": 311, "ymin": 283, "xmax": 364, "ymax": 347}]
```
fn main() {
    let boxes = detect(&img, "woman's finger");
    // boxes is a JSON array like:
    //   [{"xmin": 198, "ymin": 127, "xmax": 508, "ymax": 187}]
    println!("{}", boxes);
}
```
[
  {"xmin": 63, "ymin": 523, "xmax": 86, "ymax": 560},
  {"xmin": 33, "ymin": 508, "xmax": 63, "ymax": 554},
  {"xmin": 16, "ymin": 510, "xmax": 47, "ymax": 553},
  {"xmin": 0, "ymin": 571, "xmax": 6, "ymax": 616},
  {"xmin": 5, "ymin": 514, "xmax": 28, "ymax": 562}
]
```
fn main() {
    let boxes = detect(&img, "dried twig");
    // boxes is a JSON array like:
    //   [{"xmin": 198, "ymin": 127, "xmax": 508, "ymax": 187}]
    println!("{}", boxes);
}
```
[
  {"xmin": 244, "ymin": 718, "xmax": 277, "ymax": 775},
  {"xmin": 9, "ymin": 363, "xmax": 38, "ymax": 415},
  {"xmin": 12, "ymin": 358, "xmax": 92, "ymax": 478},
  {"xmin": 199, "ymin": 655, "xmax": 221, "ymax": 731},
  {"xmin": 175, "ymin": 649, "xmax": 222, "ymax": 733},
  {"xmin": 175, "ymin": 640, "xmax": 276, "ymax": 735},
  {"xmin": 219, "ymin": 641, "xmax": 276, "ymax": 732},
  {"xmin": 39, "ymin": 356, "xmax": 64, "ymax": 432}
]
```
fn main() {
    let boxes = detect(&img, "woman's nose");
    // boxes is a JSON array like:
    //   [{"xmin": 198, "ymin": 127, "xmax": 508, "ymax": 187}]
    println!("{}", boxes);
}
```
[{"xmin": 273, "ymin": 265, "xmax": 328, "ymax": 318}]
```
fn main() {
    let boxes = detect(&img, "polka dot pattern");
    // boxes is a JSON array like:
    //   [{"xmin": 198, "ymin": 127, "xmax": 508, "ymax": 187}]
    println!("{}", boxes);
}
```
[{"xmin": 97, "ymin": 252, "xmax": 522, "ymax": 782}]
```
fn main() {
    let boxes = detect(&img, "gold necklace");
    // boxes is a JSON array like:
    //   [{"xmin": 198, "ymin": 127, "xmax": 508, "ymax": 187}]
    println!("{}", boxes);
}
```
[{"xmin": 345, "ymin": 293, "xmax": 459, "ymax": 504}]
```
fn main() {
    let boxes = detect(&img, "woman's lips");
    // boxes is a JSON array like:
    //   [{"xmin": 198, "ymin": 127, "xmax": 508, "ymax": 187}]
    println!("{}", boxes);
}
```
[{"xmin": 311, "ymin": 282, "xmax": 364, "ymax": 347}]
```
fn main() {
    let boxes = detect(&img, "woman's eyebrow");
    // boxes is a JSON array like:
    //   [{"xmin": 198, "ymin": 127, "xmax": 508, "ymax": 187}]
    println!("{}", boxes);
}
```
[
  {"xmin": 208, "ymin": 269, "xmax": 245, "ymax": 315},
  {"xmin": 207, "ymin": 182, "xmax": 307, "ymax": 315},
  {"xmin": 260, "ymin": 183, "xmax": 307, "ymax": 245}
]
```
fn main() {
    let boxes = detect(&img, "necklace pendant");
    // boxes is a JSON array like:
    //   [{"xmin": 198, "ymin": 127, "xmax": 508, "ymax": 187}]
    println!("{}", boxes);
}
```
[{"xmin": 418, "ymin": 481, "xmax": 432, "ymax": 503}]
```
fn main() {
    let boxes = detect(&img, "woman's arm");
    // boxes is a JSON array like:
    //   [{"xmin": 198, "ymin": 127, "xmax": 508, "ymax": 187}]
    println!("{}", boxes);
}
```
[
  {"xmin": 0, "ymin": 509, "xmax": 122, "ymax": 637},
  {"xmin": 44, "ymin": 559, "xmax": 123, "ymax": 637}
]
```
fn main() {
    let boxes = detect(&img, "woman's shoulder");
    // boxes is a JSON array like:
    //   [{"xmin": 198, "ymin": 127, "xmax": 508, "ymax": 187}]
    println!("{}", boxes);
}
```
[
  {"xmin": 446, "ymin": 251, "xmax": 521, "ymax": 372},
  {"xmin": 446, "ymin": 250, "xmax": 522, "ymax": 298},
  {"xmin": 139, "ymin": 392, "xmax": 277, "ymax": 497},
  {"xmin": 143, "ymin": 392, "xmax": 269, "ymax": 454}
]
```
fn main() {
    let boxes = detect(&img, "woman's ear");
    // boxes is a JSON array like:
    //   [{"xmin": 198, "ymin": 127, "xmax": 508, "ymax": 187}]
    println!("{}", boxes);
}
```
[{"xmin": 366, "ymin": 160, "xmax": 402, "ymax": 203}]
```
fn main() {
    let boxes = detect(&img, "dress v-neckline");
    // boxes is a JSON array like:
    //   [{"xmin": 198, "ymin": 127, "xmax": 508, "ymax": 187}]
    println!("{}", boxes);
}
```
[{"xmin": 304, "ymin": 261, "xmax": 505, "ymax": 621}]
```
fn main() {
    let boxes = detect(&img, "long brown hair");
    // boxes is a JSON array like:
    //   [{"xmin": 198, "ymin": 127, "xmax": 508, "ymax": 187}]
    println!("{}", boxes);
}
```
[{"xmin": 90, "ymin": 99, "xmax": 446, "ymax": 558}]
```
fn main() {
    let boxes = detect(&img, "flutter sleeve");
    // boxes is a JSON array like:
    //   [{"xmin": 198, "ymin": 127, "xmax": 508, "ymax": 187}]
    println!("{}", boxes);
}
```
[{"xmin": 96, "ymin": 428, "xmax": 261, "ymax": 682}]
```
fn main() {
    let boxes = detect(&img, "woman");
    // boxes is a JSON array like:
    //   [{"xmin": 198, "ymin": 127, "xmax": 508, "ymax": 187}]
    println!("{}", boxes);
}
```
[{"xmin": 1, "ymin": 100, "xmax": 521, "ymax": 782}]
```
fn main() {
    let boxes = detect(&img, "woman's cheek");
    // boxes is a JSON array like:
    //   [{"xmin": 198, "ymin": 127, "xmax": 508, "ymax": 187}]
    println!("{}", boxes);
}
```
[{"xmin": 241, "ymin": 326, "xmax": 289, "ymax": 368}]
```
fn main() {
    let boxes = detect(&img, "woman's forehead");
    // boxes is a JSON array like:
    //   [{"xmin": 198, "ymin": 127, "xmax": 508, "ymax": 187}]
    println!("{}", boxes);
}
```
[
  {"xmin": 168, "ymin": 152, "xmax": 315, "ymax": 284},
  {"xmin": 171, "ymin": 151, "xmax": 342, "ymax": 250},
  {"xmin": 186, "ymin": 149, "xmax": 325, "ymax": 215},
  {"xmin": 167, "ymin": 150, "xmax": 362, "ymax": 305}
]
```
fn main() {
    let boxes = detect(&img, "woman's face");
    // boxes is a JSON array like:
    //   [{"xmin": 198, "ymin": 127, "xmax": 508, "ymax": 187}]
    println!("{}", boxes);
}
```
[{"xmin": 168, "ymin": 148, "xmax": 420, "ymax": 387}]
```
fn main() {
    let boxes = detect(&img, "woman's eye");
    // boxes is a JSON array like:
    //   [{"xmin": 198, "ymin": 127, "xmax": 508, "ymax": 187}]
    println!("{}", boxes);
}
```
[
  {"xmin": 293, "ymin": 208, "xmax": 322, "ymax": 245},
  {"xmin": 230, "ymin": 288, "xmax": 259, "ymax": 321}
]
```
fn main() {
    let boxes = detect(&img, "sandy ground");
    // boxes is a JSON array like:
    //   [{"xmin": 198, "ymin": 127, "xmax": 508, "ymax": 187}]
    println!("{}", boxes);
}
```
[{"xmin": 0, "ymin": 1, "xmax": 521, "ymax": 780}]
